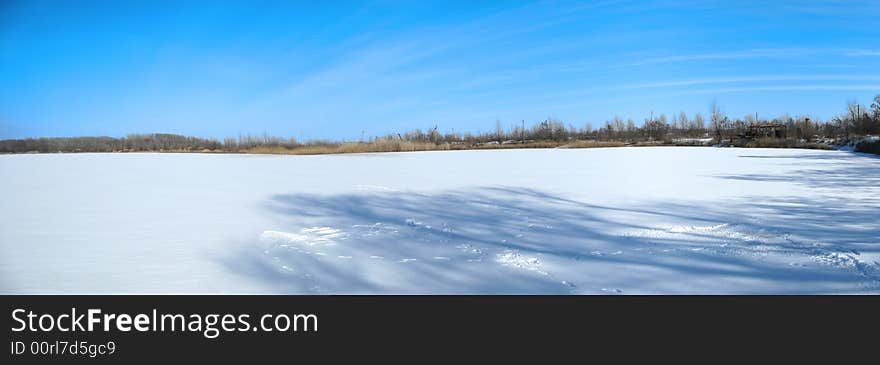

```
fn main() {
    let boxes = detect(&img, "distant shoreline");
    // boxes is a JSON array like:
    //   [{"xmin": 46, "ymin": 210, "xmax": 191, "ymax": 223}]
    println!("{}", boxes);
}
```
[
  {"xmin": 0, "ymin": 139, "xmax": 847, "ymax": 156},
  {"xmin": 3, "ymin": 102, "xmax": 877, "ymax": 155}
]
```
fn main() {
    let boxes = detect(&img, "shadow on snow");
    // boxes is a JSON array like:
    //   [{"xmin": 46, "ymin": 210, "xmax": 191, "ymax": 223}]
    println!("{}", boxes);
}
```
[{"xmin": 219, "ymin": 151, "xmax": 879, "ymax": 294}]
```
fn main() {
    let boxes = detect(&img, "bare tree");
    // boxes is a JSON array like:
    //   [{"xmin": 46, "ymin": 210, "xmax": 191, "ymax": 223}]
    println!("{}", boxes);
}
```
[{"xmin": 710, "ymin": 101, "xmax": 727, "ymax": 141}]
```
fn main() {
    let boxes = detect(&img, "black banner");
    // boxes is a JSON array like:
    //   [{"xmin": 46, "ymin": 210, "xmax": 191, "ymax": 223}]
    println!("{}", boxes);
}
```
[{"xmin": 3, "ymin": 295, "xmax": 877, "ymax": 363}]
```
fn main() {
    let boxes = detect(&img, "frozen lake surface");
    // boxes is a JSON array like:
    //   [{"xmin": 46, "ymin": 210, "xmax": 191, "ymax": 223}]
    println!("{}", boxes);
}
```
[{"xmin": 1, "ymin": 147, "xmax": 878, "ymax": 294}]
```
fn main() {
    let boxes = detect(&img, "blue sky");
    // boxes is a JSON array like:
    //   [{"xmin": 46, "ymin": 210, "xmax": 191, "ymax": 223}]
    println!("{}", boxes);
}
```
[{"xmin": 1, "ymin": 0, "xmax": 878, "ymax": 140}]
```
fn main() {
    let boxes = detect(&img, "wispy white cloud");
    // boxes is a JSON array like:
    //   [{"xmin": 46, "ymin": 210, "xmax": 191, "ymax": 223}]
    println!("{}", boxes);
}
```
[
  {"xmin": 679, "ymin": 84, "xmax": 880, "ymax": 95},
  {"xmin": 622, "ymin": 75, "xmax": 880, "ymax": 89},
  {"xmin": 629, "ymin": 48, "xmax": 880, "ymax": 66},
  {"xmin": 843, "ymin": 50, "xmax": 880, "ymax": 57},
  {"xmin": 192, "ymin": 2, "xmax": 880, "ymax": 137}
]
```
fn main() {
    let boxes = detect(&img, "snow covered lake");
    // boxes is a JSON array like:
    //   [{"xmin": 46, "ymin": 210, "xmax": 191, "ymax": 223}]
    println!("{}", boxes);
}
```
[{"xmin": 1, "ymin": 147, "xmax": 878, "ymax": 294}]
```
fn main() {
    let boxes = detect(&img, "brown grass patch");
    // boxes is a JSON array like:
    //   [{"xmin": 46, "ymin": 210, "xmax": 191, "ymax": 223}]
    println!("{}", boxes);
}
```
[{"xmin": 560, "ymin": 140, "xmax": 626, "ymax": 149}]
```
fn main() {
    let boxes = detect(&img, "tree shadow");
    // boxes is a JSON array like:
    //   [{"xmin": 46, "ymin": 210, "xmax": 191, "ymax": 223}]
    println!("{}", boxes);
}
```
[
  {"xmin": 737, "ymin": 152, "xmax": 879, "ymax": 161},
  {"xmin": 719, "ymin": 151, "xmax": 880, "ymax": 190},
  {"xmin": 219, "ymin": 183, "xmax": 880, "ymax": 294}
]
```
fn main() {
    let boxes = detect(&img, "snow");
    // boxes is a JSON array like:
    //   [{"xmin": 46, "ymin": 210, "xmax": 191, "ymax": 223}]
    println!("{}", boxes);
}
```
[{"xmin": 1, "ymin": 147, "xmax": 878, "ymax": 294}]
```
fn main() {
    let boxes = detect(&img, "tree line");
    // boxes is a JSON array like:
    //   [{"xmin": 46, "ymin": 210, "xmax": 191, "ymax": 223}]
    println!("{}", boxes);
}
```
[{"xmin": 2, "ymin": 96, "xmax": 879, "ymax": 154}]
